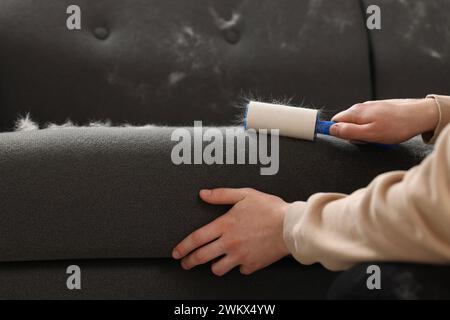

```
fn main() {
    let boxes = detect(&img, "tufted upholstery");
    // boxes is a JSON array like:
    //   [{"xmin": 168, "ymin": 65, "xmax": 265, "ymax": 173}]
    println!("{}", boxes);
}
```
[
  {"xmin": 362, "ymin": 0, "xmax": 450, "ymax": 99},
  {"xmin": 0, "ymin": 0, "xmax": 372, "ymax": 130},
  {"xmin": 0, "ymin": 0, "xmax": 446, "ymax": 299}
]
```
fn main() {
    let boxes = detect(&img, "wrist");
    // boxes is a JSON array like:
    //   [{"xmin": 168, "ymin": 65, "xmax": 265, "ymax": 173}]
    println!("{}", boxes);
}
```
[
  {"xmin": 282, "ymin": 201, "xmax": 307, "ymax": 259},
  {"xmin": 277, "ymin": 201, "xmax": 291, "ymax": 256},
  {"xmin": 419, "ymin": 97, "xmax": 440, "ymax": 134}
]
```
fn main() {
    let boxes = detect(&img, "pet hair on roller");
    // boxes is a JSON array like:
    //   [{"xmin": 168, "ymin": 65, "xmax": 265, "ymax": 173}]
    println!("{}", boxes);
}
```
[{"xmin": 244, "ymin": 101, "xmax": 333, "ymax": 141}]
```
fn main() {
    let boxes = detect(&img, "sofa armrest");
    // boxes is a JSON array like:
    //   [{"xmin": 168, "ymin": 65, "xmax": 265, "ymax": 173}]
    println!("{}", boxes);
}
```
[{"xmin": 0, "ymin": 127, "xmax": 432, "ymax": 262}]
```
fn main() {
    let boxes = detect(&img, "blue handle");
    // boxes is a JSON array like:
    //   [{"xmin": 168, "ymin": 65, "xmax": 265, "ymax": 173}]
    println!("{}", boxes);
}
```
[
  {"xmin": 316, "ymin": 120, "xmax": 335, "ymax": 135},
  {"xmin": 316, "ymin": 120, "xmax": 394, "ymax": 149}
]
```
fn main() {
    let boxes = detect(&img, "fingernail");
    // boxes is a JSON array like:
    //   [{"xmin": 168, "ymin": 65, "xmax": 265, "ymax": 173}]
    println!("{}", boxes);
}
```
[
  {"xmin": 330, "ymin": 124, "xmax": 339, "ymax": 136},
  {"xmin": 172, "ymin": 249, "xmax": 180, "ymax": 259},
  {"xmin": 200, "ymin": 189, "xmax": 211, "ymax": 196}
]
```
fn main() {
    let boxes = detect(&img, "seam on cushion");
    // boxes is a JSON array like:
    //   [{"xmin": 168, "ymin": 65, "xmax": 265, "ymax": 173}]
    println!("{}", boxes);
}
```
[{"xmin": 358, "ymin": 0, "xmax": 376, "ymax": 100}]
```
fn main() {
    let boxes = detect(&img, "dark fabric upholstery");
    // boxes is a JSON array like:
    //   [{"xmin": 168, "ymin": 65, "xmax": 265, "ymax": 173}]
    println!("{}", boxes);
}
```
[
  {"xmin": 0, "ymin": 0, "xmax": 371, "ymax": 130},
  {"xmin": 0, "ymin": 127, "xmax": 431, "ymax": 262},
  {"xmin": 0, "ymin": 258, "xmax": 336, "ymax": 299},
  {"xmin": 0, "ymin": 0, "xmax": 446, "ymax": 299},
  {"xmin": 327, "ymin": 263, "xmax": 450, "ymax": 299},
  {"xmin": 363, "ymin": 0, "xmax": 450, "ymax": 99}
]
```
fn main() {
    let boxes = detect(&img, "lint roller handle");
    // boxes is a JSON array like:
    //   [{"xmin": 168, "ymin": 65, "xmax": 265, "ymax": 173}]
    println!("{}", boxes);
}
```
[
  {"xmin": 316, "ymin": 120, "xmax": 335, "ymax": 135},
  {"xmin": 316, "ymin": 120, "xmax": 394, "ymax": 149}
]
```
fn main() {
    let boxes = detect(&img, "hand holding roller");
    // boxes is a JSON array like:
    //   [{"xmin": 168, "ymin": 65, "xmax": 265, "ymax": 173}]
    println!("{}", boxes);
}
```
[{"xmin": 244, "ymin": 101, "xmax": 393, "ymax": 148}]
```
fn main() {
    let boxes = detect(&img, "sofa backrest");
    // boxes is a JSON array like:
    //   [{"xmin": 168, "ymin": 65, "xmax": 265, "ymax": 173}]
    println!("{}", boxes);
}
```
[
  {"xmin": 362, "ymin": 0, "xmax": 450, "ymax": 99},
  {"xmin": 0, "ymin": 0, "xmax": 372, "ymax": 130}
]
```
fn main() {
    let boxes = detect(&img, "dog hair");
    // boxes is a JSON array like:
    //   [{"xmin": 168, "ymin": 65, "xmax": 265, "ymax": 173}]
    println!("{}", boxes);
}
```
[
  {"xmin": 13, "ymin": 114, "xmax": 157, "ymax": 132},
  {"xmin": 14, "ymin": 113, "xmax": 40, "ymax": 132},
  {"xmin": 13, "ymin": 94, "xmax": 328, "ymax": 132}
]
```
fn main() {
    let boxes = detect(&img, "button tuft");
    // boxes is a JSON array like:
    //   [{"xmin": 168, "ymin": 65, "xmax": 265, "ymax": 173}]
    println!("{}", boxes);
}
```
[{"xmin": 94, "ymin": 27, "xmax": 109, "ymax": 40}]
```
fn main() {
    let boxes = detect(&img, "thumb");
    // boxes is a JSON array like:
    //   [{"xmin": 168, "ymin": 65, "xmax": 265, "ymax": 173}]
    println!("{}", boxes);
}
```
[
  {"xmin": 199, "ymin": 188, "xmax": 250, "ymax": 205},
  {"xmin": 331, "ymin": 109, "xmax": 358, "ymax": 123},
  {"xmin": 332, "ymin": 104, "xmax": 368, "ymax": 124},
  {"xmin": 330, "ymin": 123, "xmax": 372, "ymax": 141}
]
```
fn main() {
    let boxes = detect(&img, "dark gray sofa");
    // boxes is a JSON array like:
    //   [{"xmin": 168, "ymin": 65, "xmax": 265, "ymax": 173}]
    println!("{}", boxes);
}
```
[{"xmin": 0, "ymin": 0, "xmax": 447, "ymax": 299}]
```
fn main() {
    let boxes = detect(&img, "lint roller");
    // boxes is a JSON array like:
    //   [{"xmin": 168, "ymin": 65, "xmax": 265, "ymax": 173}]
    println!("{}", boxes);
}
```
[
  {"xmin": 244, "ymin": 101, "xmax": 334, "ymax": 140},
  {"xmin": 244, "ymin": 101, "xmax": 393, "ymax": 148}
]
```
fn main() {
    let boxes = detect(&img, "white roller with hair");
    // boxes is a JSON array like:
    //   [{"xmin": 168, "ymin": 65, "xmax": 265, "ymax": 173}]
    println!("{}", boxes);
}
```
[{"xmin": 244, "ymin": 101, "xmax": 334, "ymax": 141}]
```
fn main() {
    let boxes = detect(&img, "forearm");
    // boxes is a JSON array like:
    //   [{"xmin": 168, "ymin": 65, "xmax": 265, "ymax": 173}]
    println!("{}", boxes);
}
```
[{"xmin": 284, "ymin": 125, "xmax": 450, "ymax": 271}]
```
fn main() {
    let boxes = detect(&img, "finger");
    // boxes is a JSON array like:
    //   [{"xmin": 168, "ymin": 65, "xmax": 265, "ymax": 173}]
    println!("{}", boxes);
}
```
[
  {"xmin": 331, "ymin": 104, "xmax": 368, "ymax": 124},
  {"xmin": 172, "ymin": 219, "xmax": 223, "ymax": 259},
  {"xmin": 181, "ymin": 239, "xmax": 225, "ymax": 270},
  {"xmin": 211, "ymin": 255, "xmax": 239, "ymax": 276},
  {"xmin": 329, "ymin": 123, "xmax": 374, "ymax": 141},
  {"xmin": 199, "ymin": 188, "xmax": 251, "ymax": 205},
  {"xmin": 240, "ymin": 265, "xmax": 256, "ymax": 275}
]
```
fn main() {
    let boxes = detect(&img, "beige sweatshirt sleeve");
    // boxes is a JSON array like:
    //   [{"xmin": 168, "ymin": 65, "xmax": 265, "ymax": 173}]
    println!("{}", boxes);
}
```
[{"xmin": 284, "ymin": 95, "xmax": 450, "ymax": 271}]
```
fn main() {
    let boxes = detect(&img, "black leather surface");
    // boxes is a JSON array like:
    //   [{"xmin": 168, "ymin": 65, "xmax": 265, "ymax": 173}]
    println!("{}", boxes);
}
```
[
  {"xmin": 0, "ymin": 258, "xmax": 336, "ymax": 299},
  {"xmin": 0, "ymin": 0, "xmax": 371, "ymax": 130},
  {"xmin": 0, "ymin": 127, "xmax": 431, "ymax": 262},
  {"xmin": 363, "ymin": 0, "xmax": 450, "ymax": 99}
]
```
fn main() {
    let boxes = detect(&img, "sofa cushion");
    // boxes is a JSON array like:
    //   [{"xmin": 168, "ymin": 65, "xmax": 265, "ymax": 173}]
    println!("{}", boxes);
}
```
[{"xmin": 0, "ymin": 126, "xmax": 432, "ymax": 262}]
